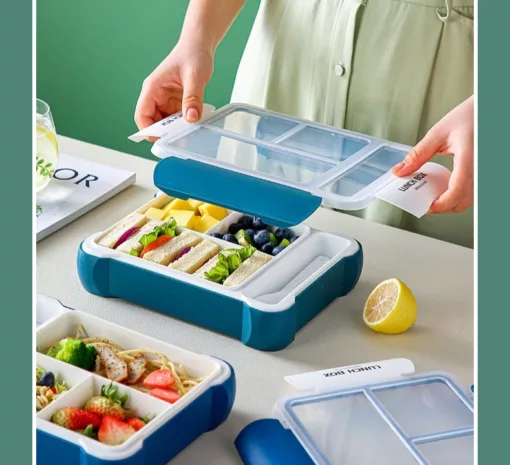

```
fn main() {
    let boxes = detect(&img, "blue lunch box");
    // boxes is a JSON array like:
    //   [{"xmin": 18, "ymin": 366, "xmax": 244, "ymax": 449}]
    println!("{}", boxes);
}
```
[
  {"xmin": 77, "ymin": 103, "xmax": 417, "ymax": 351},
  {"xmin": 36, "ymin": 295, "xmax": 235, "ymax": 465},
  {"xmin": 235, "ymin": 359, "xmax": 474, "ymax": 465}
]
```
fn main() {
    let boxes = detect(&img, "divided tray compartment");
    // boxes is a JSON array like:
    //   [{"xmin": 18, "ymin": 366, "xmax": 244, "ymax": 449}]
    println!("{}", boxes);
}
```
[
  {"xmin": 36, "ymin": 351, "xmax": 91, "ymax": 414},
  {"xmin": 270, "ymin": 374, "xmax": 474, "ymax": 465},
  {"xmin": 36, "ymin": 297, "xmax": 235, "ymax": 465},
  {"xmin": 78, "ymin": 197, "xmax": 363, "ymax": 351}
]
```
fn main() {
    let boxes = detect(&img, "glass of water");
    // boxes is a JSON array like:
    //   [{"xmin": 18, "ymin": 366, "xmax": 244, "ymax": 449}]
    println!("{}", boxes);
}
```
[{"xmin": 36, "ymin": 99, "xmax": 59, "ymax": 193}]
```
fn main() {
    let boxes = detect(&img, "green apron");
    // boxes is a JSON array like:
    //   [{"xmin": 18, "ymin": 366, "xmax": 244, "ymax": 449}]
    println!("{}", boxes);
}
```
[{"xmin": 230, "ymin": 0, "xmax": 474, "ymax": 248}]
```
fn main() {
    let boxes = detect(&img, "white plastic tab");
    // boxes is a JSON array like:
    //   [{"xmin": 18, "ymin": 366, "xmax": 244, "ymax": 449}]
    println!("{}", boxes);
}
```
[
  {"xmin": 36, "ymin": 294, "xmax": 70, "ymax": 326},
  {"xmin": 375, "ymin": 162, "xmax": 451, "ymax": 218},
  {"xmin": 128, "ymin": 104, "xmax": 216, "ymax": 142},
  {"xmin": 284, "ymin": 358, "xmax": 415, "ymax": 392}
]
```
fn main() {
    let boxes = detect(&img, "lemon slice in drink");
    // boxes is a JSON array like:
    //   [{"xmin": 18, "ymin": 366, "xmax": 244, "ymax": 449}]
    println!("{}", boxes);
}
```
[
  {"xmin": 36, "ymin": 123, "xmax": 58, "ymax": 150},
  {"xmin": 36, "ymin": 123, "xmax": 59, "ymax": 192},
  {"xmin": 363, "ymin": 279, "xmax": 417, "ymax": 334}
]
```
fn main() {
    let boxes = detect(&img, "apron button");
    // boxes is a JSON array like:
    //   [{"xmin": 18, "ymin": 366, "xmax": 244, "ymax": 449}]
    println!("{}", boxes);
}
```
[{"xmin": 334, "ymin": 63, "xmax": 346, "ymax": 77}]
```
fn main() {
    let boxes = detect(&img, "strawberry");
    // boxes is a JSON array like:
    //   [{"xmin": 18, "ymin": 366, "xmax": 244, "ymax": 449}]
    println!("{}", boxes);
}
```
[
  {"xmin": 98, "ymin": 416, "xmax": 136, "ymax": 446},
  {"xmin": 143, "ymin": 369, "xmax": 175, "ymax": 389},
  {"xmin": 126, "ymin": 417, "xmax": 146, "ymax": 431},
  {"xmin": 85, "ymin": 383, "xmax": 128, "ymax": 420},
  {"xmin": 149, "ymin": 388, "xmax": 180, "ymax": 404},
  {"xmin": 52, "ymin": 408, "xmax": 102, "ymax": 430},
  {"xmin": 85, "ymin": 396, "xmax": 125, "ymax": 420}
]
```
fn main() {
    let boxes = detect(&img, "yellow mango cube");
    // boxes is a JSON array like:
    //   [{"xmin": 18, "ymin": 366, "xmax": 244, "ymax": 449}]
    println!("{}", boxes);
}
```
[
  {"xmin": 187, "ymin": 198, "xmax": 204, "ymax": 214},
  {"xmin": 145, "ymin": 207, "xmax": 166, "ymax": 221},
  {"xmin": 165, "ymin": 209, "xmax": 196, "ymax": 229},
  {"xmin": 163, "ymin": 198, "xmax": 194, "ymax": 214},
  {"xmin": 194, "ymin": 214, "xmax": 219, "ymax": 233},
  {"xmin": 198, "ymin": 203, "xmax": 228, "ymax": 221}
]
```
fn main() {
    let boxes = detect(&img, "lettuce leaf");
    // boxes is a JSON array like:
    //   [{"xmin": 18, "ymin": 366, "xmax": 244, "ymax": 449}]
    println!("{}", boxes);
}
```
[
  {"xmin": 204, "ymin": 246, "xmax": 256, "ymax": 284},
  {"xmin": 139, "ymin": 219, "xmax": 177, "ymax": 248}
]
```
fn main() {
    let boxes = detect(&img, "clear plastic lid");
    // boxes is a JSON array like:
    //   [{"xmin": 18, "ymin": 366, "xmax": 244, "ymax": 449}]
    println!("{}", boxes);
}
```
[
  {"xmin": 274, "ymin": 373, "xmax": 474, "ymax": 465},
  {"xmin": 150, "ymin": 104, "xmax": 411, "ymax": 226}
]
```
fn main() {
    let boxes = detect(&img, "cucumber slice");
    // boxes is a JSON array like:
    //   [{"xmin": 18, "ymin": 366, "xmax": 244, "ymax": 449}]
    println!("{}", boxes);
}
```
[{"xmin": 235, "ymin": 229, "xmax": 254, "ymax": 247}]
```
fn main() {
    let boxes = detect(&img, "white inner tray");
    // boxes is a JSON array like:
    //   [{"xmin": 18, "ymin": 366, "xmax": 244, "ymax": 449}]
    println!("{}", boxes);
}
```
[
  {"xmin": 82, "ymin": 194, "xmax": 359, "ymax": 312},
  {"xmin": 36, "ymin": 297, "xmax": 230, "ymax": 461}
]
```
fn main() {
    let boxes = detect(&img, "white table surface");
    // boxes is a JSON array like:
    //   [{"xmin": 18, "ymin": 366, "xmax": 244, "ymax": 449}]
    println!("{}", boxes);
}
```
[{"xmin": 36, "ymin": 136, "xmax": 474, "ymax": 465}]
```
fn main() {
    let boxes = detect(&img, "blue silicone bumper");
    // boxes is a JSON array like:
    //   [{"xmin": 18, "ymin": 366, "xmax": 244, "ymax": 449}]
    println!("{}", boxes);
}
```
[
  {"xmin": 77, "ymin": 241, "xmax": 363, "ymax": 351},
  {"xmin": 235, "ymin": 419, "xmax": 314, "ymax": 465}
]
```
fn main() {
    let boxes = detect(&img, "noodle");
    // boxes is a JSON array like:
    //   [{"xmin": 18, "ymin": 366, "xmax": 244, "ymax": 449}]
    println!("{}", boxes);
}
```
[
  {"xmin": 36, "ymin": 385, "xmax": 55, "ymax": 411},
  {"xmin": 75, "ymin": 329, "xmax": 201, "ymax": 396}
]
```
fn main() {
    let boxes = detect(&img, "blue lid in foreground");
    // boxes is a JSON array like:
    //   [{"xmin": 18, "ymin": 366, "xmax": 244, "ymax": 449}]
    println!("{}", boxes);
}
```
[{"xmin": 237, "ymin": 373, "xmax": 474, "ymax": 465}]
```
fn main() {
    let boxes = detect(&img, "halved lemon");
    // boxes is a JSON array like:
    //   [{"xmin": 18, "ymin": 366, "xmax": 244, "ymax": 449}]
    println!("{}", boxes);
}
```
[{"xmin": 363, "ymin": 279, "xmax": 417, "ymax": 334}]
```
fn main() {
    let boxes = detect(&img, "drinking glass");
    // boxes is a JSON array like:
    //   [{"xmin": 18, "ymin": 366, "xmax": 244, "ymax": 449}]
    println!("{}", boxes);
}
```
[{"xmin": 36, "ymin": 99, "xmax": 59, "ymax": 192}]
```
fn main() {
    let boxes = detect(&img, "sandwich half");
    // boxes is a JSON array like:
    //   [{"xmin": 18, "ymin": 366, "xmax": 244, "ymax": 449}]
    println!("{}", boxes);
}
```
[
  {"xmin": 97, "ymin": 212, "xmax": 147, "ymax": 249},
  {"xmin": 142, "ymin": 230, "xmax": 202, "ymax": 266},
  {"xmin": 223, "ymin": 251, "xmax": 272, "ymax": 287},
  {"xmin": 116, "ymin": 219, "xmax": 163, "ymax": 254},
  {"xmin": 170, "ymin": 240, "xmax": 220, "ymax": 274}
]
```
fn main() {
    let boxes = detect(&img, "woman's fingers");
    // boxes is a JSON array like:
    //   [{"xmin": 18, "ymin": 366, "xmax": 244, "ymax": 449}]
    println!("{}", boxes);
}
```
[
  {"xmin": 181, "ymin": 68, "xmax": 206, "ymax": 123},
  {"xmin": 392, "ymin": 128, "xmax": 445, "ymax": 177},
  {"xmin": 429, "ymin": 149, "xmax": 473, "ymax": 213},
  {"xmin": 134, "ymin": 82, "xmax": 157, "ymax": 130}
]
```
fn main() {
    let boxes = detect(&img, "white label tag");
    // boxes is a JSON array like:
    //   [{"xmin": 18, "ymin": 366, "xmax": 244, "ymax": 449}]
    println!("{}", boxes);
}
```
[
  {"xmin": 284, "ymin": 358, "xmax": 415, "ymax": 392},
  {"xmin": 128, "ymin": 104, "xmax": 216, "ymax": 142},
  {"xmin": 376, "ymin": 162, "xmax": 451, "ymax": 218}
]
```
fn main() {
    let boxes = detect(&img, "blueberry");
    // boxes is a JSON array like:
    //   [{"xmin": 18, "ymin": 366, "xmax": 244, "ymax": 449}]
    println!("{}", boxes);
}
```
[
  {"xmin": 290, "ymin": 236, "xmax": 298, "ymax": 243},
  {"xmin": 239, "ymin": 216, "xmax": 254, "ymax": 228},
  {"xmin": 274, "ymin": 228, "xmax": 284, "ymax": 240},
  {"xmin": 261, "ymin": 242, "xmax": 274, "ymax": 254},
  {"xmin": 39, "ymin": 371, "xmax": 55, "ymax": 387},
  {"xmin": 228, "ymin": 223, "xmax": 243, "ymax": 235},
  {"xmin": 282, "ymin": 228, "xmax": 294, "ymax": 239},
  {"xmin": 245, "ymin": 229, "xmax": 255, "ymax": 241},
  {"xmin": 252, "ymin": 218, "xmax": 267, "ymax": 230},
  {"xmin": 211, "ymin": 232, "xmax": 223, "ymax": 239},
  {"xmin": 272, "ymin": 245, "xmax": 285, "ymax": 256},
  {"xmin": 222, "ymin": 234, "xmax": 239, "ymax": 244},
  {"xmin": 254, "ymin": 230, "xmax": 271, "ymax": 245}
]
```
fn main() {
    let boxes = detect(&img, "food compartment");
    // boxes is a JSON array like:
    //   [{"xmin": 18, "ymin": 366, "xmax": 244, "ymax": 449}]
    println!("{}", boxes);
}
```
[
  {"xmin": 320, "ymin": 146, "xmax": 406, "ymax": 197},
  {"xmin": 284, "ymin": 392, "xmax": 417, "ymax": 465},
  {"xmin": 417, "ymin": 434, "xmax": 474, "ymax": 465},
  {"xmin": 36, "ymin": 310, "xmax": 223, "ymax": 406},
  {"xmin": 96, "ymin": 193, "xmax": 232, "ymax": 242},
  {"xmin": 88, "ymin": 198, "xmax": 285, "ymax": 290},
  {"xmin": 37, "ymin": 373, "xmax": 169, "ymax": 450},
  {"xmin": 277, "ymin": 125, "xmax": 369, "ymax": 162},
  {"xmin": 242, "ymin": 231, "xmax": 357, "ymax": 306},
  {"xmin": 206, "ymin": 107, "xmax": 299, "ymax": 141},
  {"xmin": 165, "ymin": 127, "xmax": 335, "ymax": 185},
  {"xmin": 36, "ymin": 352, "xmax": 90, "ymax": 413},
  {"xmin": 373, "ymin": 378, "xmax": 474, "ymax": 437},
  {"xmin": 207, "ymin": 211, "xmax": 309, "ymax": 256}
]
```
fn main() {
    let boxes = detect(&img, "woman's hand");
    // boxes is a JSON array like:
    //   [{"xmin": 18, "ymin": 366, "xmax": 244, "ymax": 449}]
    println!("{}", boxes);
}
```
[
  {"xmin": 134, "ymin": 0, "xmax": 245, "ymax": 136},
  {"xmin": 134, "ymin": 41, "xmax": 214, "ymax": 133},
  {"xmin": 392, "ymin": 96, "xmax": 474, "ymax": 214}
]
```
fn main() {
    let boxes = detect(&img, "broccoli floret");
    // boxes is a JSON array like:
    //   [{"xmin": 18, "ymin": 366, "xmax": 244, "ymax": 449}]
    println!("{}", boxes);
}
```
[{"xmin": 46, "ymin": 338, "xmax": 97, "ymax": 371}]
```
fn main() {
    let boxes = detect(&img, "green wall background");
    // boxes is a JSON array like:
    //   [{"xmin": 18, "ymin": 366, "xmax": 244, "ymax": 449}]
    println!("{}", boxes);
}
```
[{"xmin": 37, "ymin": 0, "xmax": 259, "ymax": 160}]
